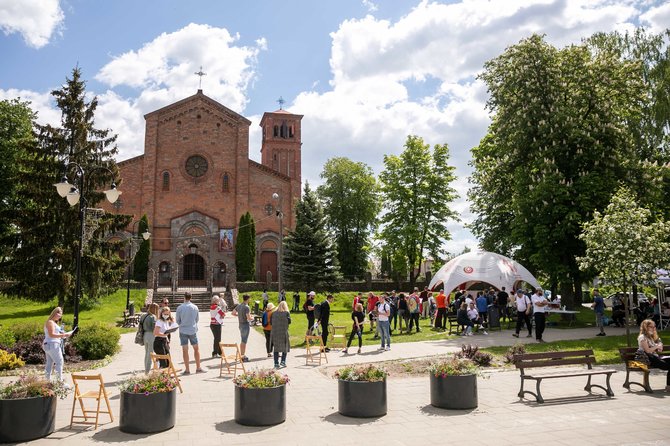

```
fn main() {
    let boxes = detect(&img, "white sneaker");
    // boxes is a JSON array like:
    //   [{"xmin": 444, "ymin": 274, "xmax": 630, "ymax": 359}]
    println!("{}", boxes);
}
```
[
  {"xmin": 385, "ymin": 346, "xmax": 390, "ymax": 351},
  {"xmin": 483, "ymin": 331, "xmax": 488, "ymax": 335}
]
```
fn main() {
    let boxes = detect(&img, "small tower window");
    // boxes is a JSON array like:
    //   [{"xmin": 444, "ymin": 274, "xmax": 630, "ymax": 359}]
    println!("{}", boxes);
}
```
[
  {"xmin": 289, "ymin": 125, "xmax": 294, "ymax": 138},
  {"xmin": 223, "ymin": 173, "xmax": 230, "ymax": 193},
  {"xmin": 162, "ymin": 171, "xmax": 170, "ymax": 191},
  {"xmin": 273, "ymin": 125, "xmax": 279, "ymax": 137},
  {"xmin": 280, "ymin": 120, "xmax": 289, "ymax": 138}
]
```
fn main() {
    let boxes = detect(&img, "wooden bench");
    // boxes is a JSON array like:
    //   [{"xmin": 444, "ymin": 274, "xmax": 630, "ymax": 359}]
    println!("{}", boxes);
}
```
[
  {"xmin": 121, "ymin": 311, "xmax": 140, "ymax": 328},
  {"xmin": 447, "ymin": 315, "xmax": 462, "ymax": 335},
  {"xmin": 513, "ymin": 349, "xmax": 616, "ymax": 403},
  {"xmin": 619, "ymin": 346, "xmax": 670, "ymax": 393}
]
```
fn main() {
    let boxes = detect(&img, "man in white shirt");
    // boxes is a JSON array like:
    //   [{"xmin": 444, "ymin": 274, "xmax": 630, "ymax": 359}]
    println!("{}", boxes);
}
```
[
  {"xmin": 377, "ymin": 294, "xmax": 391, "ymax": 351},
  {"xmin": 531, "ymin": 288, "xmax": 549, "ymax": 343},
  {"xmin": 512, "ymin": 289, "xmax": 533, "ymax": 338}
]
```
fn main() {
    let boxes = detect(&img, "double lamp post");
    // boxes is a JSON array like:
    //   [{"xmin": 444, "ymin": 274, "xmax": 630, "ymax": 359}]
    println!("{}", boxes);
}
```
[{"xmin": 54, "ymin": 163, "xmax": 121, "ymax": 330}]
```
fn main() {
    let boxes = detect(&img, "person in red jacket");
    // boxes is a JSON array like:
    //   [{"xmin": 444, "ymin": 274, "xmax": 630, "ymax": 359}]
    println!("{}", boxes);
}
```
[
  {"xmin": 366, "ymin": 292, "xmax": 379, "ymax": 333},
  {"xmin": 435, "ymin": 289, "xmax": 449, "ymax": 330}
]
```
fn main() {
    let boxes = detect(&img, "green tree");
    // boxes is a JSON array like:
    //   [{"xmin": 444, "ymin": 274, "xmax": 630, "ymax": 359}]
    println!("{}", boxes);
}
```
[
  {"xmin": 283, "ymin": 182, "xmax": 340, "ymax": 290},
  {"xmin": 318, "ymin": 157, "xmax": 381, "ymax": 280},
  {"xmin": 0, "ymin": 99, "xmax": 35, "ymax": 267},
  {"xmin": 578, "ymin": 187, "xmax": 670, "ymax": 344},
  {"xmin": 235, "ymin": 212, "xmax": 256, "ymax": 281},
  {"xmin": 379, "ymin": 135, "xmax": 459, "ymax": 289},
  {"xmin": 3, "ymin": 68, "xmax": 130, "ymax": 305},
  {"xmin": 132, "ymin": 214, "xmax": 151, "ymax": 281},
  {"xmin": 469, "ymin": 34, "xmax": 649, "ymax": 307}
]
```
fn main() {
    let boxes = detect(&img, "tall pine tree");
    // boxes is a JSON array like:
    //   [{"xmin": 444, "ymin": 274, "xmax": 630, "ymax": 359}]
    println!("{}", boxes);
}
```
[
  {"xmin": 235, "ymin": 212, "xmax": 256, "ymax": 281},
  {"xmin": 283, "ymin": 183, "xmax": 339, "ymax": 291},
  {"xmin": 132, "ymin": 214, "xmax": 151, "ymax": 281},
  {"xmin": 4, "ymin": 68, "xmax": 130, "ymax": 305}
]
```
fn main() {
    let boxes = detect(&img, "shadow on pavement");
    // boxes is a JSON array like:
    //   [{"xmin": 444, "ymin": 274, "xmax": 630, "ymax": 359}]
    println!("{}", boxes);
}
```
[
  {"xmin": 91, "ymin": 426, "xmax": 152, "ymax": 443},
  {"xmin": 215, "ymin": 419, "xmax": 274, "ymax": 433},
  {"xmin": 322, "ymin": 411, "xmax": 384, "ymax": 425},
  {"xmin": 419, "ymin": 404, "xmax": 476, "ymax": 417}
]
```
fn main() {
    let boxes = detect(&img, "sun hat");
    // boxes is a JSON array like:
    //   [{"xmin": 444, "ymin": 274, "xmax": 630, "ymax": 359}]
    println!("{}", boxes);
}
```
[{"xmin": 266, "ymin": 302, "xmax": 276, "ymax": 311}]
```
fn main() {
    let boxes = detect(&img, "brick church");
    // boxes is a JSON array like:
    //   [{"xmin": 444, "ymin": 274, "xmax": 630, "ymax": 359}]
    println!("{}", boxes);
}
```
[{"xmin": 110, "ymin": 90, "xmax": 302, "ymax": 288}]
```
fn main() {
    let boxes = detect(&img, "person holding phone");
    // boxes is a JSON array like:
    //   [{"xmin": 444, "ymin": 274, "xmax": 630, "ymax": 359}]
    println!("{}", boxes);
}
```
[
  {"xmin": 43, "ymin": 307, "xmax": 72, "ymax": 382},
  {"xmin": 344, "ymin": 303, "xmax": 365, "ymax": 354}
]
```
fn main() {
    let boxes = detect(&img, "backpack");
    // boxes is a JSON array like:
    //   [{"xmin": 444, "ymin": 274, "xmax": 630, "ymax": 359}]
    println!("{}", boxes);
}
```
[
  {"xmin": 261, "ymin": 312, "xmax": 269, "ymax": 328},
  {"xmin": 313, "ymin": 302, "xmax": 322, "ymax": 320},
  {"xmin": 134, "ymin": 314, "xmax": 147, "ymax": 345},
  {"xmin": 408, "ymin": 296, "xmax": 418, "ymax": 313}
]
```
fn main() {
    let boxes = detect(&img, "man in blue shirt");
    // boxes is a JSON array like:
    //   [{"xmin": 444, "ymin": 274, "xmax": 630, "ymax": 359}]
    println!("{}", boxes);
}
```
[
  {"xmin": 476, "ymin": 292, "xmax": 489, "ymax": 325},
  {"xmin": 592, "ymin": 288, "xmax": 606, "ymax": 337},
  {"xmin": 176, "ymin": 292, "xmax": 204, "ymax": 374}
]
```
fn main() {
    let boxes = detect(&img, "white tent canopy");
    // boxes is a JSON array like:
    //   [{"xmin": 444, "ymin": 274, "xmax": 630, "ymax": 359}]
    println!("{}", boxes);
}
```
[{"xmin": 428, "ymin": 250, "xmax": 540, "ymax": 293}]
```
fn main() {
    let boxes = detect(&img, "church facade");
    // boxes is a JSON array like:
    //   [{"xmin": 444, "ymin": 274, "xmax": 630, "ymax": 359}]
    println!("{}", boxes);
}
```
[{"xmin": 110, "ymin": 90, "xmax": 302, "ymax": 288}]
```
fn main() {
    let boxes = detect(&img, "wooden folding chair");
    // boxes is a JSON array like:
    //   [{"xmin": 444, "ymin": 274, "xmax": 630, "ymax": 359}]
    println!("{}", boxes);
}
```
[
  {"xmin": 150, "ymin": 353, "xmax": 183, "ymax": 393},
  {"xmin": 329, "ymin": 324, "xmax": 347, "ymax": 350},
  {"xmin": 70, "ymin": 374, "xmax": 113, "ymax": 429},
  {"xmin": 305, "ymin": 335, "xmax": 328, "ymax": 365},
  {"xmin": 219, "ymin": 343, "xmax": 246, "ymax": 378}
]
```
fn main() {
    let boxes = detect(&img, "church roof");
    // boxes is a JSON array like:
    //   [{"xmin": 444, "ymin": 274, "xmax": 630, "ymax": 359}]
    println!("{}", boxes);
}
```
[{"xmin": 144, "ymin": 89, "xmax": 252, "ymax": 125}]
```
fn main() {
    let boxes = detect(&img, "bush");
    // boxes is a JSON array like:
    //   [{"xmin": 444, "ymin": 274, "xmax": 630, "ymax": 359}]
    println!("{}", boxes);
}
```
[
  {"xmin": 11, "ymin": 321, "xmax": 42, "ymax": 343},
  {"xmin": 335, "ymin": 364, "xmax": 387, "ymax": 382},
  {"xmin": 504, "ymin": 343, "xmax": 527, "ymax": 364},
  {"xmin": 455, "ymin": 344, "xmax": 493, "ymax": 367},
  {"xmin": 0, "ymin": 327, "xmax": 15, "ymax": 349},
  {"xmin": 428, "ymin": 357, "xmax": 479, "ymax": 377},
  {"xmin": 71, "ymin": 323, "xmax": 120, "ymax": 360},
  {"xmin": 0, "ymin": 349, "xmax": 25, "ymax": 370},
  {"xmin": 10, "ymin": 335, "xmax": 46, "ymax": 364}
]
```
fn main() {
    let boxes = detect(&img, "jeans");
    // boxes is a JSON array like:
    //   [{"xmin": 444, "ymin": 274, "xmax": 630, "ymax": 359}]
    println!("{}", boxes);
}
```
[
  {"xmin": 647, "ymin": 353, "xmax": 670, "ymax": 385},
  {"xmin": 516, "ymin": 311, "xmax": 532, "ymax": 336},
  {"xmin": 179, "ymin": 332, "xmax": 198, "ymax": 346},
  {"xmin": 408, "ymin": 313, "xmax": 420, "ymax": 332},
  {"xmin": 347, "ymin": 328, "xmax": 362, "ymax": 349},
  {"xmin": 390, "ymin": 308, "xmax": 398, "ymax": 330},
  {"xmin": 273, "ymin": 351, "xmax": 287, "ymax": 366},
  {"xmin": 292, "ymin": 298, "xmax": 300, "ymax": 312},
  {"xmin": 239, "ymin": 323, "xmax": 250, "ymax": 343},
  {"xmin": 210, "ymin": 324, "xmax": 222, "ymax": 355},
  {"xmin": 143, "ymin": 332, "xmax": 155, "ymax": 373},
  {"xmin": 43, "ymin": 342, "xmax": 63, "ymax": 381},
  {"xmin": 397, "ymin": 309, "xmax": 407, "ymax": 331},
  {"xmin": 378, "ymin": 320, "xmax": 391, "ymax": 348},
  {"xmin": 534, "ymin": 312, "xmax": 546, "ymax": 340},
  {"xmin": 264, "ymin": 330, "xmax": 273, "ymax": 354}
]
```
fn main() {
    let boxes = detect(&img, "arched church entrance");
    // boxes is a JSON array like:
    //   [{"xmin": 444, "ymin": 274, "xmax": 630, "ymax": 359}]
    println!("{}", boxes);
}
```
[{"xmin": 182, "ymin": 253, "xmax": 205, "ymax": 286}]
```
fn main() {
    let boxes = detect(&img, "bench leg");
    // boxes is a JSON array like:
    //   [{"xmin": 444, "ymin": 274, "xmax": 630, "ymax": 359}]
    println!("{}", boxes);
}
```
[
  {"xmin": 605, "ymin": 373, "xmax": 614, "ymax": 397},
  {"xmin": 643, "ymin": 371, "xmax": 652, "ymax": 393},
  {"xmin": 622, "ymin": 370, "xmax": 631, "ymax": 389},
  {"xmin": 517, "ymin": 377, "xmax": 525, "ymax": 398},
  {"xmin": 535, "ymin": 379, "xmax": 544, "ymax": 403}
]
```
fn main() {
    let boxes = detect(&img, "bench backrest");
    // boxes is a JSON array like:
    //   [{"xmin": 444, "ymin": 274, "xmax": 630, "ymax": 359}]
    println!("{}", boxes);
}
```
[
  {"xmin": 619, "ymin": 346, "xmax": 670, "ymax": 362},
  {"xmin": 514, "ymin": 349, "xmax": 596, "ymax": 371}
]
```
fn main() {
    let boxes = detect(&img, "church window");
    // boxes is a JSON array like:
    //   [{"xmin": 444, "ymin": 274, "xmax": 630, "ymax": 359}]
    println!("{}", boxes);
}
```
[
  {"xmin": 273, "ymin": 125, "xmax": 279, "ymax": 137},
  {"xmin": 280, "ymin": 120, "xmax": 288, "ymax": 138},
  {"xmin": 162, "ymin": 171, "xmax": 170, "ymax": 191},
  {"xmin": 185, "ymin": 155, "xmax": 208, "ymax": 178},
  {"xmin": 289, "ymin": 125, "xmax": 294, "ymax": 138},
  {"xmin": 223, "ymin": 173, "xmax": 230, "ymax": 192}
]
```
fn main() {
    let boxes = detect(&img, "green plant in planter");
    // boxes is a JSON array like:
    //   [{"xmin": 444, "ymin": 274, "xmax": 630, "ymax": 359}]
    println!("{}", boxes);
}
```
[
  {"xmin": 428, "ymin": 357, "xmax": 480, "ymax": 378},
  {"xmin": 119, "ymin": 370, "xmax": 178, "ymax": 394},
  {"xmin": 233, "ymin": 369, "xmax": 290, "ymax": 388},
  {"xmin": 335, "ymin": 364, "xmax": 388, "ymax": 382},
  {"xmin": 0, "ymin": 373, "xmax": 70, "ymax": 399}
]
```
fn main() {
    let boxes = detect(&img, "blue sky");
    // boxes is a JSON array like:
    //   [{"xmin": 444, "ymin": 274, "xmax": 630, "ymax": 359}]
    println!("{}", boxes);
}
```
[{"xmin": 1, "ymin": 0, "xmax": 669, "ymax": 255}]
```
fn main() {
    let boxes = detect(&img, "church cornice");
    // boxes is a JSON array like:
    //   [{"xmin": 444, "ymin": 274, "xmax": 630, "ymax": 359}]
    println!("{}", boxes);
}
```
[
  {"xmin": 117, "ymin": 154, "xmax": 144, "ymax": 166},
  {"xmin": 249, "ymin": 160, "xmax": 291, "ymax": 182},
  {"xmin": 144, "ymin": 90, "xmax": 252, "ymax": 126}
]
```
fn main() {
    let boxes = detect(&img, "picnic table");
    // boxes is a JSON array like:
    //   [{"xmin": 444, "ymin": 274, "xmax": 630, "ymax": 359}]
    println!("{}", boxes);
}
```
[{"xmin": 546, "ymin": 308, "xmax": 579, "ymax": 326}]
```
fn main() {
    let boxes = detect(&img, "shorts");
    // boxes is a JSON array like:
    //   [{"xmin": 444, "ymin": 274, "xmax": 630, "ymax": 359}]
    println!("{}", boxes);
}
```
[
  {"xmin": 179, "ymin": 333, "xmax": 198, "ymax": 346},
  {"xmin": 595, "ymin": 312, "xmax": 604, "ymax": 328},
  {"xmin": 239, "ymin": 324, "xmax": 250, "ymax": 343}
]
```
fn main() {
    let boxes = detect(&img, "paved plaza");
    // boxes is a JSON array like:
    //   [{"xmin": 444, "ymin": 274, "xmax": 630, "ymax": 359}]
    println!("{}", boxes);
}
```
[{"xmin": 10, "ymin": 315, "xmax": 670, "ymax": 446}]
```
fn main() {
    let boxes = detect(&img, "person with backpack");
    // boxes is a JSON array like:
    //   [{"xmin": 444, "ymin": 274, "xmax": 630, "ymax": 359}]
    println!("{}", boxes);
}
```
[
  {"xmin": 319, "ymin": 294, "xmax": 334, "ymax": 352},
  {"xmin": 388, "ymin": 290, "xmax": 398, "ymax": 332},
  {"xmin": 140, "ymin": 303, "xmax": 159, "ymax": 373},
  {"xmin": 513, "ymin": 288, "xmax": 533, "ymax": 338},
  {"xmin": 377, "ymin": 294, "xmax": 391, "ymax": 350},
  {"xmin": 304, "ymin": 291, "xmax": 316, "ymax": 335},
  {"xmin": 262, "ymin": 303, "xmax": 276, "ymax": 358},
  {"xmin": 397, "ymin": 293, "xmax": 408, "ymax": 332},
  {"xmin": 407, "ymin": 288, "xmax": 421, "ymax": 333}
]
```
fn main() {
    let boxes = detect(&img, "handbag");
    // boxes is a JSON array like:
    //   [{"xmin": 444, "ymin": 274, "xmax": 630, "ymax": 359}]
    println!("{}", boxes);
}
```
[
  {"xmin": 633, "ymin": 349, "xmax": 650, "ymax": 366},
  {"xmin": 134, "ymin": 314, "xmax": 147, "ymax": 345}
]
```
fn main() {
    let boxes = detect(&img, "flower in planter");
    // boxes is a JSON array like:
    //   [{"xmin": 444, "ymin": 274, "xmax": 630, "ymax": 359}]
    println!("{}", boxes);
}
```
[
  {"xmin": 233, "ymin": 368, "xmax": 290, "ymax": 389},
  {"xmin": 119, "ymin": 370, "xmax": 178, "ymax": 394},
  {"xmin": 0, "ymin": 373, "xmax": 71, "ymax": 399},
  {"xmin": 334, "ymin": 364, "xmax": 387, "ymax": 382},
  {"xmin": 428, "ymin": 357, "xmax": 480, "ymax": 378}
]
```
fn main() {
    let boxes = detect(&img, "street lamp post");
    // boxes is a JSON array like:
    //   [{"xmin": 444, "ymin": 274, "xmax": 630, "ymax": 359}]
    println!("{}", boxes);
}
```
[
  {"xmin": 125, "ymin": 220, "xmax": 151, "ymax": 312},
  {"xmin": 54, "ymin": 163, "xmax": 121, "ymax": 330},
  {"xmin": 272, "ymin": 192, "xmax": 283, "ymax": 294}
]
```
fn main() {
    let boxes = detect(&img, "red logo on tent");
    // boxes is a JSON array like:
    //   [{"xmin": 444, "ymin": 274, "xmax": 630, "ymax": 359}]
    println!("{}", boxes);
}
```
[{"xmin": 463, "ymin": 266, "xmax": 474, "ymax": 274}]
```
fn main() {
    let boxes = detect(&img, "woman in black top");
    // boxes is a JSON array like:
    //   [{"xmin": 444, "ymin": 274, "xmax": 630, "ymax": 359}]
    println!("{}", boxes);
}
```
[
  {"xmin": 397, "ymin": 293, "xmax": 408, "ymax": 332},
  {"xmin": 304, "ymin": 292, "xmax": 315, "ymax": 335},
  {"xmin": 344, "ymin": 303, "xmax": 365, "ymax": 354},
  {"xmin": 457, "ymin": 302, "xmax": 474, "ymax": 336}
]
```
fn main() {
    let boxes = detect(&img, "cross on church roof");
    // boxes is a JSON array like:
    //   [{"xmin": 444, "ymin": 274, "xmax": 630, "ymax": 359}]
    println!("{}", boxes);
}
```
[
  {"xmin": 194, "ymin": 66, "xmax": 206, "ymax": 90},
  {"xmin": 277, "ymin": 96, "xmax": 285, "ymax": 110}
]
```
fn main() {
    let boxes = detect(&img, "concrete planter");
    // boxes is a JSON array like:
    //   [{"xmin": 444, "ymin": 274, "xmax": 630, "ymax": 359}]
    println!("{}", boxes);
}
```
[
  {"xmin": 119, "ymin": 389, "xmax": 177, "ymax": 434},
  {"xmin": 0, "ymin": 395, "xmax": 56, "ymax": 443},
  {"xmin": 429, "ymin": 373, "xmax": 478, "ymax": 409},
  {"xmin": 234, "ymin": 385, "xmax": 286, "ymax": 426},
  {"xmin": 338, "ymin": 379, "xmax": 387, "ymax": 417}
]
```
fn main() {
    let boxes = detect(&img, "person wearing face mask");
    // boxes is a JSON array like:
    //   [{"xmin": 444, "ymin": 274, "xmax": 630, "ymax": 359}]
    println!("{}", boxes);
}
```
[
  {"xmin": 154, "ymin": 307, "xmax": 176, "ymax": 368},
  {"xmin": 43, "ymin": 307, "xmax": 72, "ymax": 382}
]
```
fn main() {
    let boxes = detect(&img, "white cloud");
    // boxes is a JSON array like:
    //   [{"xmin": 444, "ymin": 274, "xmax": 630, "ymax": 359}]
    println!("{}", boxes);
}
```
[
  {"xmin": 0, "ymin": 88, "xmax": 61, "ymax": 125},
  {"xmin": 640, "ymin": 2, "xmax": 670, "ymax": 34},
  {"xmin": 362, "ymin": 0, "xmax": 379, "ymax": 12},
  {"xmin": 0, "ymin": 0, "xmax": 63, "ymax": 48}
]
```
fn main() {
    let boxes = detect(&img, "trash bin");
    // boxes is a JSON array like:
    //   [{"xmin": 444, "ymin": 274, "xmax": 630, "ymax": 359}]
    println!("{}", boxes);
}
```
[
  {"xmin": 253, "ymin": 301, "xmax": 260, "ymax": 315},
  {"xmin": 128, "ymin": 303, "xmax": 135, "ymax": 315},
  {"xmin": 487, "ymin": 305, "xmax": 500, "ymax": 330}
]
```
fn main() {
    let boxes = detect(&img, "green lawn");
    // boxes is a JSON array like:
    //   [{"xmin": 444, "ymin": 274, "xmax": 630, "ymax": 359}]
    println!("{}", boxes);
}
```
[{"xmin": 0, "ymin": 289, "xmax": 146, "ymax": 332}]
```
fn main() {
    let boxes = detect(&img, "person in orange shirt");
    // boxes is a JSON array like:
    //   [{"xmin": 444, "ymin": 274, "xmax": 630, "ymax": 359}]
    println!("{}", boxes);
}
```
[{"xmin": 435, "ymin": 289, "xmax": 449, "ymax": 330}]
